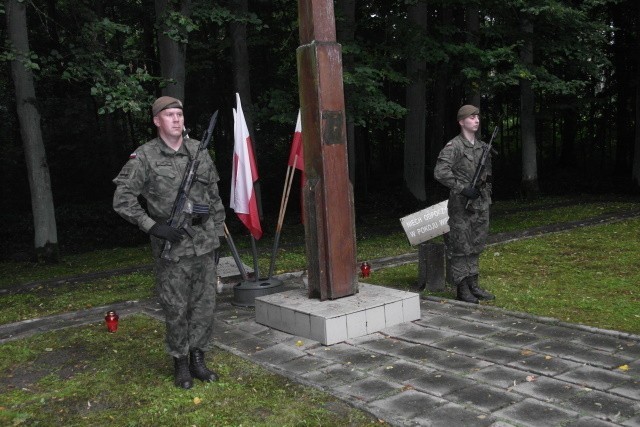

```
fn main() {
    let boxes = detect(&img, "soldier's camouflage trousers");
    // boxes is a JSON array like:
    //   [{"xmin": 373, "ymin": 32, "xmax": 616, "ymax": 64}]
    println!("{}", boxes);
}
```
[
  {"xmin": 449, "ymin": 254, "xmax": 480, "ymax": 285},
  {"xmin": 445, "ymin": 192, "xmax": 489, "ymax": 285},
  {"xmin": 155, "ymin": 251, "xmax": 217, "ymax": 357}
]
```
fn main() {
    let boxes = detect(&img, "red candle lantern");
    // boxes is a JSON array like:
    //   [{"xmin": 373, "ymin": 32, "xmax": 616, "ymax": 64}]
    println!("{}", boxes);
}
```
[
  {"xmin": 105, "ymin": 310, "xmax": 119, "ymax": 333},
  {"xmin": 360, "ymin": 262, "xmax": 371, "ymax": 278}
]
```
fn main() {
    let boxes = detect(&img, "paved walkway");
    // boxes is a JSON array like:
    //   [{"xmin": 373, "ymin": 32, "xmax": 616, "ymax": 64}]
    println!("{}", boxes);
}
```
[
  {"xmin": 5, "ymin": 273, "xmax": 637, "ymax": 426},
  {"xmin": 210, "ymin": 276, "xmax": 640, "ymax": 427}
]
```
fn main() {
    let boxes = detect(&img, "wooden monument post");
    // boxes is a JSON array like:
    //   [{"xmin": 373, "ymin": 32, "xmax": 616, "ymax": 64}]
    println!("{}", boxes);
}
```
[{"xmin": 297, "ymin": 0, "xmax": 357, "ymax": 300}]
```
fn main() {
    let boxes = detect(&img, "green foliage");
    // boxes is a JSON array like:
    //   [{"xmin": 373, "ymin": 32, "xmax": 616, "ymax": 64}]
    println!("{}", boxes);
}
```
[
  {"xmin": 0, "ymin": 47, "xmax": 40, "ymax": 71},
  {"xmin": 162, "ymin": 12, "xmax": 198, "ymax": 44},
  {"xmin": 480, "ymin": 0, "xmax": 614, "ymax": 98},
  {"xmin": 59, "ymin": 17, "xmax": 158, "ymax": 115},
  {"xmin": 344, "ymin": 65, "xmax": 409, "ymax": 127}
]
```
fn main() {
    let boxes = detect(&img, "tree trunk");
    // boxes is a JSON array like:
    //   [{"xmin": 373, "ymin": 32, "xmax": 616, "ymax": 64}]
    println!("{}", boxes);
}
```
[
  {"xmin": 519, "ymin": 16, "xmax": 539, "ymax": 197},
  {"xmin": 6, "ymin": 0, "xmax": 59, "ymax": 262},
  {"xmin": 633, "ymin": 83, "xmax": 640, "ymax": 187},
  {"xmin": 155, "ymin": 0, "xmax": 190, "ymax": 100},
  {"xmin": 336, "ymin": 0, "xmax": 356, "ymax": 186},
  {"xmin": 466, "ymin": 6, "xmax": 481, "ymax": 107},
  {"xmin": 229, "ymin": 0, "xmax": 262, "ymax": 218},
  {"xmin": 611, "ymin": 2, "xmax": 633, "ymax": 175},
  {"xmin": 430, "ymin": 5, "xmax": 452, "ymax": 200},
  {"xmin": 559, "ymin": 105, "xmax": 577, "ymax": 168},
  {"xmin": 403, "ymin": 1, "xmax": 428, "ymax": 202},
  {"xmin": 633, "ymin": 3, "xmax": 640, "ymax": 188}
]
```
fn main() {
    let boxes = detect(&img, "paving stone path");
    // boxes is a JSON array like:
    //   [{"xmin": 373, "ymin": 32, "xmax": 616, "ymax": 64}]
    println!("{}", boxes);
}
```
[
  {"xmin": 2, "ymin": 211, "xmax": 640, "ymax": 426},
  {"xmin": 211, "ymin": 276, "xmax": 640, "ymax": 427}
]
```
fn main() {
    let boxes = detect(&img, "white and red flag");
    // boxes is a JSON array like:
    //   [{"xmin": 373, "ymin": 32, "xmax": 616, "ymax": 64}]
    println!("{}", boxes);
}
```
[
  {"xmin": 231, "ymin": 92, "xmax": 262, "ymax": 239},
  {"xmin": 288, "ymin": 111, "xmax": 304, "ymax": 171},
  {"xmin": 288, "ymin": 110, "xmax": 305, "ymax": 224}
]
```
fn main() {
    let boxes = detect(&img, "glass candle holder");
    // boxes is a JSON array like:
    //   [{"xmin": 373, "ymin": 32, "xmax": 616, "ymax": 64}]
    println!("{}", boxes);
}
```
[
  {"xmin": 105, "ymin": 310, "xmax": 119, "ymax": 333},
  {"xmin": 360, "ymin": 262, "xmax": 371, "ymax": 278}
]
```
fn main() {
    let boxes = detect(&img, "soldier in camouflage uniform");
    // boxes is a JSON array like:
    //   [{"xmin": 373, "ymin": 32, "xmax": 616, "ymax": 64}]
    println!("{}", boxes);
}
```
[
  {"xmin": 113, "ymin": 96, "xmax": 225, "ymax": 389},
  {"xmin": 434, "ymin": 105, "xmax": 495, "ymax": 304}
]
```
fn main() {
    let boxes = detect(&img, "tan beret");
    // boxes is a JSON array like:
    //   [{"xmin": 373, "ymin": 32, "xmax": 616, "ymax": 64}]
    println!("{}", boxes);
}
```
[
  {"xmin": 152, "ymin": 96, "xmax": 183, "ymax": 117},
  {"xmin": 457, "ymin": 104, "xmax": 480, "ymax": 121}
]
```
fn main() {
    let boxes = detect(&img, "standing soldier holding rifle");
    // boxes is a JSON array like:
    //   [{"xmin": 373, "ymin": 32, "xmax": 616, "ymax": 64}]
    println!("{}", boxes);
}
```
[
  {"xmin": 434, "ymin": 105, "xmax": 496, "ymax": 304},
  {"xmin": 113, "ymin": 96, "xmax": 225, "ymax": 389}
]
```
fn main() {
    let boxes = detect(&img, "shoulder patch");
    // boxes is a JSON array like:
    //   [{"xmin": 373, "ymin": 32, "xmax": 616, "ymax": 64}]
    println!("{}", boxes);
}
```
[
  {"xmin": 117, "ymin": 165, "xmax": 134, "ymax": 180},
  {"xmin": 129, "ymin": 152, "xmax": 137, "ymax": 159},
  {"xmin": 445, "ymin": 141, "xmax": 453, "ymax": 147}
]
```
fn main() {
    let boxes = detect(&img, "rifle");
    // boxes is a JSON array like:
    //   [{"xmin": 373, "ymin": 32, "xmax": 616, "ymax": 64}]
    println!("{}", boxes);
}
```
[
  {"xmin": 465, "ymin": 125, "xmax": 499, "ymax": 210},
  {"xmin": 160, "ymin": 111, "xmax": 219, "ymax": 260}
]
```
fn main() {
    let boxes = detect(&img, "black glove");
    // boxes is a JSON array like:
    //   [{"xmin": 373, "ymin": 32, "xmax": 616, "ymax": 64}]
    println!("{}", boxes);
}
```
[
  {"xmin": 461, "ymin": 185, "xmax": 480, "ymax": 200},
  {"xmin": 149, "ymin": 223, "xmax": 185, "ymax": 243}
]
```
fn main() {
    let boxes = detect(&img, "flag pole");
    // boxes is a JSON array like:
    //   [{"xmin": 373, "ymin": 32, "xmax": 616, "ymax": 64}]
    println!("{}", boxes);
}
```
[
  {"xmin": 224, "ymin": 223, "xmax": 248, "ymax": 281},
  {"xmin": 250, "ymin": 235, "xmax": 260, "ymax": 281},
  {"xmin": 268, "ymin": 157, "xmax": 298, "ymax": 278}
]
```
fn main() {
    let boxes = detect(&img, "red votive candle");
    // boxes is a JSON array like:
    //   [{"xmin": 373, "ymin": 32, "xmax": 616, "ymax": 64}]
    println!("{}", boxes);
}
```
[{"xmin": 105, "ymin": 310, "xmax": 119, "ymax": 333}]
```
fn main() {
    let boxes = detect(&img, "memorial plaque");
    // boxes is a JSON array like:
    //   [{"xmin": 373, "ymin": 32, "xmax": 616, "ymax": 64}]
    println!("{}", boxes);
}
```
[{"xmin": 400, "ymin": 200, "xmax": 449, "ymax": 246}]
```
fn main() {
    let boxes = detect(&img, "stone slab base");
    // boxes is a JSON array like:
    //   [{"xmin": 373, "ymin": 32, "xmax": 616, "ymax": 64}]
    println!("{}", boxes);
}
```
[
  {"xmin": 217, "ymin": 256, "xmax": 253, "ymax": 281},
  {"xmin": 255, "ymin": 283, "xmax": 420, "ymax": 345}
]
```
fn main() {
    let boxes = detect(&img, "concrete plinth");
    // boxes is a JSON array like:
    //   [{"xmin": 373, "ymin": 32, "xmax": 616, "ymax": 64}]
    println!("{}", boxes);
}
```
[{"xmin": 255, "ymin": 283, "xmax": 420, "ymax": 345}]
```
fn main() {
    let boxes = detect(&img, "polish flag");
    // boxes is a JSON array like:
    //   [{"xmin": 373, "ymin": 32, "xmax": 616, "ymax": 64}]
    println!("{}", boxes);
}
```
[
  {"xmin": 287, "ymin": 111, "xmax": 304, "ymax": 171},
  {"xmin": 231, "ymin": 93, "xmax": 262, "ymax": 239},
  {"xmin": 288, "ymin": 110, "xmax": 305, "ymax": 223}
]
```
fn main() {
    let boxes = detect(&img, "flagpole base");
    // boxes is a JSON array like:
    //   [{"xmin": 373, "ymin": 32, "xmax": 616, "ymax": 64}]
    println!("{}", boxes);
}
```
[{"xmin": 232, "ymin": 278, "xmax": 285, "ymax": 308}]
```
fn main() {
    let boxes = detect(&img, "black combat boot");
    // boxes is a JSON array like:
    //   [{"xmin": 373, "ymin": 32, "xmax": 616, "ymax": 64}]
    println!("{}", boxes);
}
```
[
  {"xmin": 468, "ymin": 275, "xmax": 495, "ymax": 301},
  {"xmin": 189, "ymin": 349, "xmax": 219, "ymax": 382},
  {"xmin": 456, "ymin": 278, "xmax": 479, "ymax": 304},
  {"xmin": 173, "ymin": 356, "xmax": 193, "ymax": 389}
]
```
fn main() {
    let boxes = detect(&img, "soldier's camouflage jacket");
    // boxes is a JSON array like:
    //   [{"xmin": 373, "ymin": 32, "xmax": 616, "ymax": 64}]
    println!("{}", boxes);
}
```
[
  {"xmin": 434, "ymin": 134, "xmax": 492, "ymax": 256},
  {"xmin": 434, "ymin": 134, "xmax": 492, "ymax": 204},
  {"xmin": 113, "ymin": 137, "xmax": 225, "ymax": 260}
]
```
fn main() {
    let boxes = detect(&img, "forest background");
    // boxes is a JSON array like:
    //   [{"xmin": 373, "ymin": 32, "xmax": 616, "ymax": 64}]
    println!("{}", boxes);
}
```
[{"xmin": 1, "ymin": 0, "xmax": 639, "ymax": 262}]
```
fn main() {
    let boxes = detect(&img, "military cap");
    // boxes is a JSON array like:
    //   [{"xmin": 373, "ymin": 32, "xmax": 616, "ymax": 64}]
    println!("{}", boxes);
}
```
[
  {"xmin": 457, "ymin": 104, "xmax": 480, "ymax": 121},
  {"xmin": 152, "ymin": 96, "xmax": 183, "ymax": 117}
]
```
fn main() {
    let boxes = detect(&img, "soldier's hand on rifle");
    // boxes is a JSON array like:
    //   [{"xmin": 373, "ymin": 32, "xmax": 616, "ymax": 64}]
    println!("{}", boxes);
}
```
[
  {"xmin": 461, "ymin": 185, "xmax": 481, "ymax": 200},
  {"xmin": 149, "ymin": 223, "xmax": 185, "ymax": 243}
]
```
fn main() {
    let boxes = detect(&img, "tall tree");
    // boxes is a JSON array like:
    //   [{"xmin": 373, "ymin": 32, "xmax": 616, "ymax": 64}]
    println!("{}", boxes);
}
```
[
  {"xmin": 5, "ymin": 0, "xmax": 58, "ymax": 261},
  {"xmin": 228, "ymin": 0, "xmax": 263, "ymax": 218},
  {"xmin": 336, "ymin": 0, "xmax": 357, "ymax": 185},
  {"xmin": 403, "ymin": 0, "xmax": 428, "ymax": 201},
  {"xmin": 155, "ymin": 0, "xmax": 192, "ymax": 100},
  {"xmin": 633, "ymin": 1, "xmax": 640, "ymax": 187},
  {"xmin": 465, "ymin": 2, "xmax": 481, "ymax": 107},
  {"xmin": 519, "ymin": 13, "xmax": 538, "ymax": 196},
  {"xmin": 430, "ymin": 4, "xmax": 454, "ymax": 191}
]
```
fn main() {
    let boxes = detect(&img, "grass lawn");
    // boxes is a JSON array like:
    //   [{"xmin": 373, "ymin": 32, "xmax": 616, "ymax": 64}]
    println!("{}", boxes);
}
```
[
  {"xmin": 367, "ymin": 217, "xmax": 640, "ymax": 335},
  {"xmin": 0, "ymin": 315, "xmax": 379, "ymax": 426}
]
